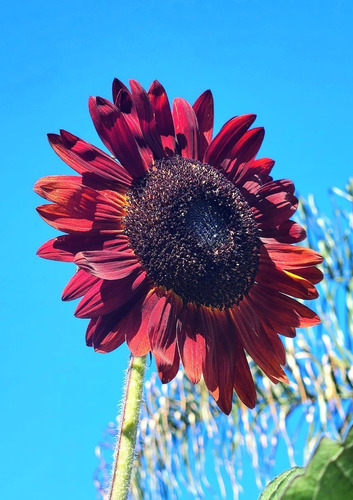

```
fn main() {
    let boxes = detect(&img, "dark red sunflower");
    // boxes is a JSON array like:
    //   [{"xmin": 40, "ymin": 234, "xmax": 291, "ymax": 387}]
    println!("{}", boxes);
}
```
[{"xmin": 35, "ymin": 78, "xmax": 323, "ymax": 414}]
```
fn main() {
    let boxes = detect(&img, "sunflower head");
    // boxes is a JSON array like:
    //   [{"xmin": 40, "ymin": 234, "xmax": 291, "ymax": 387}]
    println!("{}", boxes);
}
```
[{"xmin": 35, "ymin": 78, "xmax": 323, "ymax": 414}]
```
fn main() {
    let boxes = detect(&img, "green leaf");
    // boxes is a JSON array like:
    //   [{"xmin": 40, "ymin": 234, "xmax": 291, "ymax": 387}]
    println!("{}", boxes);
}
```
[
  {"xmin": 280, "ymin": 426, "xmax": 353, "ymax": 499},
  {"xmin": 259, "ymin": 467, "xmax": 303, "ymax": 499}
]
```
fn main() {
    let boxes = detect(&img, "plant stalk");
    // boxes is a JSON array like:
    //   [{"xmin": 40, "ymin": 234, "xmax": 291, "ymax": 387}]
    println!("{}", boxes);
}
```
[{"xmin": 108, "ymin": 354, "xmax": 147, "ymax": 500}]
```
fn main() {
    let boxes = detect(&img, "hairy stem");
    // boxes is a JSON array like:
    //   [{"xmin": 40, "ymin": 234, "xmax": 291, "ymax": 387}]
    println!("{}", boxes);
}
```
[{"xmin": 108, "ymin": 355, "xmax": 147, "ymax": 500}]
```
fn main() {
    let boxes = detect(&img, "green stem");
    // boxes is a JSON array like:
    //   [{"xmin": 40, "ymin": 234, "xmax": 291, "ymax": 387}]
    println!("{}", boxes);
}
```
[{"xmin": 108, "ymin": 354, "xmax": 147, "ymax": 500}]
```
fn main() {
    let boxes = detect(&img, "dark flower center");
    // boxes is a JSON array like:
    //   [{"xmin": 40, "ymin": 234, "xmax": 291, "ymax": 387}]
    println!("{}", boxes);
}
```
[{"xmin": 123, "ymin": 156, "xmax": 260, "ymax": 309}]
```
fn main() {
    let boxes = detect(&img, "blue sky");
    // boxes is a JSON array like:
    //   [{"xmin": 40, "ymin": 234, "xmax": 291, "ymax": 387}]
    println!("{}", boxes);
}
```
[{"xmin": 1, "ymin": 1, "xmax": 352, "ymax": 499}]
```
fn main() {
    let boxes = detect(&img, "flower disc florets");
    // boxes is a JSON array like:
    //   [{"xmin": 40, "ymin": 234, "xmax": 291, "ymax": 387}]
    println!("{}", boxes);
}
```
[{"xmin": 124, "ymin": 156, "xmax": 261, "ymax": 308}]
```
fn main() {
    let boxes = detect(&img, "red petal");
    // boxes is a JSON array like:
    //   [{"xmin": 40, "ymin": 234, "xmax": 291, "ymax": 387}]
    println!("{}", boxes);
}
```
[
  {"xmin": 242, "ymin": 178, "xmax": 296, "ymax": 212},
  {"xmin": 193, "ymin": 90, "xmax": 214, "ymax": 160},
  {"xmin": 250, "ymin": 157, "xmax": 275, "ymax": 177},
  {"xmin": 257, "ymin": 179, "xmax": 295, "ymax": 197},
  {"xmin": 37, "ymin": 235, "xmax": 96, "ymax": 262},
  {"xmin": 86, "ymin": 318, "xmax": 98, "ymax": 346},
  {"xmin": 258, "ymin": 316, "xmax": 287, "ymax": 365},
  {"xmin": 230, "ymin": 302, "xmax": 288, "ymax": 384},
  {"xmin": 37, "ymin": 237, "xmax": 74, "ymax": 261},
  {"xmin": 288, "ymin": 266, "xmax": 323, "ymax": 285},
  {"xmin": 114, "ymin": 88, "xmax": 157, "ymax": 170},
  {"xmin": 205, "ymin": 114, "xmax": 256, "ymax": 167},
  {"xmin": 129, "ymin": 79, "xmax": 165, "ymax": 159},
  {"xmin": 157, "ymin": 348, "xmax": 180, "ymax": 385},
  {"xmin": 149, "ymin": 292, "xmax": 182, "ymax": 383},
  {"xmin": 124, "ymin": 290, "xmax": 160, "ymax": 356},
  {"xmin": 242, "ymin": 178, "xmax": 294, "ymax": 207},
  {"xmin": 229, "ymin": 320, "xmax": 257, "ymax": 409},
  {"xmin": 88, "ymin": 96, "xmax": 149, "ymax": 177},
  {"xmin": 250, "ymin": 283, "xmax": 321, "ymax": 327},
  {"xmin": 172, "ymin": 97, "xmax": 200, "ymax": 159},
  {"xmin": 231, "ymin": 156, "xmax": 274, "ymax": 187},
  {"xmin": 74, "ymin": 270, "xmax": 147, "ymax": 318},
  {"xmin": 199, "ymin": 307, "xmax": 235, "ymax": 415},
  {"xmin": 265, "ymin": 243, "xmax": 323, "ymax": 269},
  {"xmin": 261, "ymin": 220, "xmax": 307, "ymax": 243},
  {"xmin": 34, "ymin": 175, "xmax": 125, "ymax": 209},
  {"xmin": 52, "ymin": 130, "xmax": 133, "ymax": 185},
  {"xmin": 252, "ymin": 192, "xmax": 298, "ymax": 229},
  {"xmin": 86, "ymin": 312, "xmax": 126, "ymax": 353},
  {"xmin": 257, "ymin": 247, "xmax": 319, "ymax": 299},
  {"xmin": 148, "ymin": 80, "xmax": 176, "ymax": 155},
  {"xmin": 35, "ymin": 180, "xmax": 124, "ymax": 235},
  {"xmin": 257, "ymin": 266, "xmax": 318, "ymax": 299},
  {"xmin": 62, "ymin": 269, "xmax": 100, "ymax": 301},
  {"xmin": 112, "ymin": 78, "xmax": 130, "ymax": 105},
  {"xmin": 36, "ymin": 204, "xmax": 120, "ymax": 234},
  {"xmin": 114, "ymin": 87, "xmax": 135, "ymax": 114},
  {"xmin": 101, "ymin": 236, "xmax": 131, "ymax": 252},
  {"xmin": 37, "ymin": 234, "xmax": 129, "ymax": 262},
  {"xmin": 251, "ymin": 304, "xmax": 296, "ymax": 338},
  {"xmin": 176, "ymin": 302, "xmax": 205, "ymax": 384},
  {"xmin": 223, "ymin": 127, "xmax": 265, "ymax": 179},
  {"xmin": 75, "ymin": 249, "xmax": 140, "ymax": 280},
  {"xmin": 237, "ymin": 158, "xmax": 275, "ymax": 186}
]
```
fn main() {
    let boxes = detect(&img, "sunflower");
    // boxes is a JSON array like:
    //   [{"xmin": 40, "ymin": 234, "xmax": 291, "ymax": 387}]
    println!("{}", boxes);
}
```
[{"xmin": 35, "ymin": 78, "xmax": 323, "ymax": 414}]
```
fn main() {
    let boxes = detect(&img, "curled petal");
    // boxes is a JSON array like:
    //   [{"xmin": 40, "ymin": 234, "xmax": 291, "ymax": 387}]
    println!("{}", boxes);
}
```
[
  {"xmin": 37, "ymin": 235, "xmax": 98, "ymax": 262},
  {"xmin": 238, "ymin": 158, "xmax": 275, "ymax": 186},
  {"xmin": 261, "ymin": 220, "xmax": 307, "ymax": 243},
  {"xmin": 205, "ymin": 114, "xmax": 256, "ymax": 168},
  {"xmin": 75, "ymin": 249, "xmax": 140, "ymax": 280},
  {"xmin": 148, "ymin": 80, "xmax": 176, "ymax": 155},
  {"xmin": 89, "ymin": 96, "xmax": 150, "ymax": 177},
  {"xmin": 252, "ymin": 192, "xmax": 298, "ymax": 229},
  {"xmin": 114, "ymin": 88, "xmax": 158, "ymax": 170},
  {"xmin": 62, "ymin": 270, "xmax": 100, "ymax": 301},
  {"xmin": 130, "ymin": 79, "xmax": 165, "ymax": 159},
  {"xmin": 36, "ymin": 203, "xmax": 122, "ymax": 235},
  {"xmin": 112, "ymin": 78, "xmax": 130, "ymax": 104},
  {"xmin": 74, "ymin": 270, "xmax": 147, "ymax": 318},
  {"xmin": 223, "ymin": 127, "xmax": 265, "ymax": 180},
  {"xmin": 193, "ymin": 90, "xmax": 214, "ymax": 160},
  {"xmin": 36, "ymin": 234, "xmax": 129, "ymax": 262},
  {"xmin": 86, "ymin": 313, "xmax": 126, "ymax": 353},
  {"xmin": 257, "ymin": 179, "xmax": 295, "ymax": 197},
  {"xmin": 172, "ymin": 97, "xmax": 200, "ymax": 159}
]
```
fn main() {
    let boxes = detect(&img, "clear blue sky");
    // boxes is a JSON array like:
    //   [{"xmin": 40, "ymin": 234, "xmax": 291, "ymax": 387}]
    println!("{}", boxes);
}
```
[{"xmin": 1, "ymin": 1, "xmax": 352, "ymax": 499}]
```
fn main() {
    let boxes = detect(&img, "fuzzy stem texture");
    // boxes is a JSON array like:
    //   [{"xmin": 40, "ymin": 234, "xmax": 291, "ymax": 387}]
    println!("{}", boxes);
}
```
[{"xmin": 108, "ymin": 355, "xmax": 147, "ymax": 500}]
